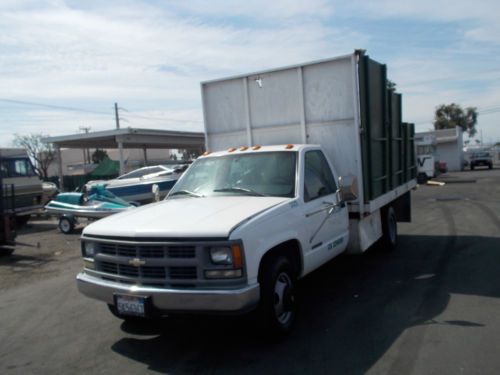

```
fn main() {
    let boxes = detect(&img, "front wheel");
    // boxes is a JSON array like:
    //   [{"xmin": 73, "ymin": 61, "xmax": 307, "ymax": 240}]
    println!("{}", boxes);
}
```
[
  {"xmin": 258, "ymin": 256, "xmax": 297, "ymax": 336},
  {"xmin": 381, "ymin": 206, "xmax": 397, "ymax": 251}
]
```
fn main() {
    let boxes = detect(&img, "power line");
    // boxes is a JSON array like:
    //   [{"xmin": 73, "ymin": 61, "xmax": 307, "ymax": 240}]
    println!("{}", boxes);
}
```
[
  {"xmin": 0, "ymin": 98, "xmax": 111, "ymax": 115},
  {"xmin": 0, "ymin": 98, "xmax": 203, "ymax": 127}
]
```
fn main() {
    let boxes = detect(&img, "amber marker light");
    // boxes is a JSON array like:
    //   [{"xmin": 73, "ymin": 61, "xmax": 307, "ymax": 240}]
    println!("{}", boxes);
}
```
[
  {"xmin": 228, "ymin": 147, "xmax": 237, "ymax": 152},
  {"xmin": 240, "ymin": 146, "xmax": 248, "ymax": 151},
  {"xmin": 285, "ymin": 144, "xmax": 294, "ymax": 149},
  {"xmin": 202, "ymin": 151, "xmax": 211, "ymax": 156},
  {"xmin": 252, "ymin": 145, "xmax": 262, "ymax": 150},
  {"xmin": 231, "ymin": 244, "xmax": 243, "ymax": 268}
]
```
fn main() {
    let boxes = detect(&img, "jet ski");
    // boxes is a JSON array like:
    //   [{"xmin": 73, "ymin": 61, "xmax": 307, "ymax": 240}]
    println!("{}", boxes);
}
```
[{"xmin": 45, "ymin": 185, "xmax": 134, "ymax": 233}]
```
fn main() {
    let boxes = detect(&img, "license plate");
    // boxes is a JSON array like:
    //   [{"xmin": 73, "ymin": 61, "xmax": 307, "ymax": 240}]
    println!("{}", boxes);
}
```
[{"xmin": 115, "ymin": 295, "xmax": 146, "ymax": 317}]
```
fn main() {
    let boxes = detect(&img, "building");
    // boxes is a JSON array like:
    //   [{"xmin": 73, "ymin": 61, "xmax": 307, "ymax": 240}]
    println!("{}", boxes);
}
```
[
  {"xmin": 46, "ymin": 148, "xmax": 176, "ymax": 177},
  {"xmin": 415, "ymin": 127, "xmax": 464, "ymax": 172},
  {"xmin": 43, "ymin": 128, "xmax": 205, "ymax": 190}
]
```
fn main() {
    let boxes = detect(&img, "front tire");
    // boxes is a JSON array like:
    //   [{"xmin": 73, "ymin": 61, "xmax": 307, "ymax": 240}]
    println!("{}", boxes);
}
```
[
  {"xmin": 258, "ymin": 256, "xmax": 297, "ymax": 336},
  {"xmin": 15, "ymin": 215, "xmax": 30, "ymax": 228},
  {"xmin": 381, "ymin": 206, "xmax": 397, "ymax": 251}
]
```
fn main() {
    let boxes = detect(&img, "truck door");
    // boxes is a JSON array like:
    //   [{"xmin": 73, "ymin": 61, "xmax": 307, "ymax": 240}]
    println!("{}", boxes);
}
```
[{"xmin": 301, "ymin": 150, "xmax": 349, "ymax": 272}]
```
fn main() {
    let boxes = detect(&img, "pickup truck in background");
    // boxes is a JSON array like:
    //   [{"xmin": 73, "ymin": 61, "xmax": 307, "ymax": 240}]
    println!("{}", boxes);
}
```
[{"xmin": 77, "ymin": 50, "xmax": 417, "ymax": 335}]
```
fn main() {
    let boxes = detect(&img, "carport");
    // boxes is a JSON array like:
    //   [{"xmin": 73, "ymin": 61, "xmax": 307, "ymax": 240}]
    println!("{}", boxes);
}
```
[{"xmin": 43, "ymin": 128, "xmax": 205, "ymax": 191}]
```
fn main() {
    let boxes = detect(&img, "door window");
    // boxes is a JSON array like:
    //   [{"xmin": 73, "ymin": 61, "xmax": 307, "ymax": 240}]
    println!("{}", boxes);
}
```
[{"xmin": 304, "ymin": 151, "xmax": 337, "ymax": 202}]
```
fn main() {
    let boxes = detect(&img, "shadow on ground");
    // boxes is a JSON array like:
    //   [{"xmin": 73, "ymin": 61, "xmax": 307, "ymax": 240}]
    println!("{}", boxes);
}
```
[
  {"xmin": 0, "ymin": 253, "xmax": 55, "ymax": 268},
  {"xmin": 111, "ymin": 234, "xmax": 500, "ymax": 374}
]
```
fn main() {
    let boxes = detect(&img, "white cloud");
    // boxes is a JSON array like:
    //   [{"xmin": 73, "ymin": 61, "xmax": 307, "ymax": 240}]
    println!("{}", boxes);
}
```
[{"xmin": 169, "ymin": 0, "xmax": 334, "ymax": 20}]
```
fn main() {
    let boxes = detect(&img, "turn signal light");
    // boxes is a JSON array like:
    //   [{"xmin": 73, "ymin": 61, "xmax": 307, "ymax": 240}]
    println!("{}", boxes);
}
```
[
  {"xmin": 240, "ymin": 146, "xmax": 248, "ymax": 151},
  {"xmin": 231, "ymin": 244, "xmax": 242, "ymax": 268},
  {"xmin": 228, "ymin": 147, "xmax": 237, "ymax": 152},
  {"xmin": 252, "ymin": 145, "xmax": 261, "ymax": 150}
]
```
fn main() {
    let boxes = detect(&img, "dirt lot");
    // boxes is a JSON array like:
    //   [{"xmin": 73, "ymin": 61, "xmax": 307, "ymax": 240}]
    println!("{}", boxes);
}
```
[
  {"xmin": 0, "ymin": 217, "xmax": 83, "ymax": 291},
  {"xmin": 1, "ymin": 167, "xmax": 500, "ymax": 374}
]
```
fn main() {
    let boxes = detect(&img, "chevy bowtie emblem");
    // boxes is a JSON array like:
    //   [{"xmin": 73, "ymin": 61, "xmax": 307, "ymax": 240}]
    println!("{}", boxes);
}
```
[{"xmin": 129, "ymin": 258, "xmax": 146, "ymax": 267}]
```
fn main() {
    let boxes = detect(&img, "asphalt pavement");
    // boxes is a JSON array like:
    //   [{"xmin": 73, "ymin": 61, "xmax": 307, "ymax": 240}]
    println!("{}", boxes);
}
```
[{"xmin": 1, "ymin": 167, "xmax": 499, "ymax": 374}]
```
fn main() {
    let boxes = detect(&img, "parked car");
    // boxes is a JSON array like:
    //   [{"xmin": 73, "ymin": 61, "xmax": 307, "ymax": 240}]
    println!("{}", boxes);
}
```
[
  {"xmin": 470, "ymin": 152, "xmax": 493, "ymax": 170},
  {"xmin": 435, "ymin": 161, "xmax": 448, "ymax": 174}
]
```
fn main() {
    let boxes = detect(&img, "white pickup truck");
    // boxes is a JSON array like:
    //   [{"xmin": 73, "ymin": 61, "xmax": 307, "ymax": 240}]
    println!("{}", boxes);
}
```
[{"xmin": 77, "ymin": 51, "xmax": 416, "ymax": 335}]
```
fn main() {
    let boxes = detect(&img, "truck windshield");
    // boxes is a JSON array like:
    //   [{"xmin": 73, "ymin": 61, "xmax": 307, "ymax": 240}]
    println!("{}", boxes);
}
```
[{"xmin": 169, "ymin": 151, "xmax": 296, "ymax": 198}]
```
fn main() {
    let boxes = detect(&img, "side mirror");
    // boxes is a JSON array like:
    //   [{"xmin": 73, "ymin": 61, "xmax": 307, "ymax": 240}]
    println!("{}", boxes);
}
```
[{"xmin": 338, "ymin": 175, "xmax": 358, "ymax": 202}]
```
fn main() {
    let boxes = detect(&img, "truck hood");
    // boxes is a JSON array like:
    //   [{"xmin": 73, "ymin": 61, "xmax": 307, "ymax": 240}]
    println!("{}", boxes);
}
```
[{"xmin": 83, "ymin": 196, "xmax": 288, "ymax": 238}]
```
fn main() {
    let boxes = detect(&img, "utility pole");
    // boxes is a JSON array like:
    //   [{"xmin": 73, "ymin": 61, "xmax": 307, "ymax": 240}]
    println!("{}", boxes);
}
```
[
  {"xmin": 115, "ymin": 102, "xmax": 120, "ymax": 129},
  {"xmin": 79, "ymin": 126, "xmax": 92, "ymax": 169}
]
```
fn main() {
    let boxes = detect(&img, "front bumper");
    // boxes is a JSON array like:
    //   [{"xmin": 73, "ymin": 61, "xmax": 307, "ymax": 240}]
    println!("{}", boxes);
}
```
[{"xmin": 76, "ymin": 272, "xmax": 260, "ymax": 314}]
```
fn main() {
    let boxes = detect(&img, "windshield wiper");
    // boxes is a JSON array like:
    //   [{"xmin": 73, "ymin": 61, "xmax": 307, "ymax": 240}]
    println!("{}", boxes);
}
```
[
  {"xmin": 213, "ymin": 187, "xmax": 266, "ymax": 196},
  {"xmin": 169, "ymin": 189, "xmax": 203, "ymax": 198}
]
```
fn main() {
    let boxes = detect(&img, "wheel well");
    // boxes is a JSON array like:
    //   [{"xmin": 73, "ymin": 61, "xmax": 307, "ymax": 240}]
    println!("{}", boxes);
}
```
[{"xmin": 258, "ymin": 240, "xmax": 302, "ymax": 282}]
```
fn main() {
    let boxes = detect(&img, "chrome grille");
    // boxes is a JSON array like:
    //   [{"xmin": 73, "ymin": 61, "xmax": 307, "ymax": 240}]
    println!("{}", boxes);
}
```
[
  {"xmin": 118, "ymin": 264, "xmax": 139, "ymax": 277},
  {"xmin": 96, "ymin": 243, "xmax": 196, "ymax": 259},
  {"xmin": 100, "ymin": 261, "xmax": 118, "ymax": 274},
  {"xmin": 117, "ymin": 245, "xmax": 136, "ymax": 257},
  {"xmin": 140, "ymin": 246, "xmax": 164, "ymax": 258},
  {"xmin": 87, "ymin": 238, "xmax": 244, "ymax": 288},
  {"xmin": 142, "ymin": 266, "xmax": 166, "ymax": 279},
  {"xmin": 168, "ymin": 246, "xmax": 196, "ymax": 258},
  {"xmin": 170, "ymin": 266, "xmax": 197, "ymax": 279},
  {"xmin": 94, "ymin": 242, "xmax": 198, "ymax": 286}
]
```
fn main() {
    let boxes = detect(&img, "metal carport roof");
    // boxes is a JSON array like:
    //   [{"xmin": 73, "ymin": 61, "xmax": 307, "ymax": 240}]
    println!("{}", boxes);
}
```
[{"xmin": 43, "ymin": 128, "xmax": 205, "ymax": 190}]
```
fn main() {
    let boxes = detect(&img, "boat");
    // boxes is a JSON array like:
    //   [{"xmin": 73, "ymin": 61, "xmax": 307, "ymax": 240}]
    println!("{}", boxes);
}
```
[
  {"xmin": 86, "ymin": 164, "xmax": 188, "ymax": 204},
  {"xmin": 45, "ymin": 185, "xmax": 134, "ymax": 233}
]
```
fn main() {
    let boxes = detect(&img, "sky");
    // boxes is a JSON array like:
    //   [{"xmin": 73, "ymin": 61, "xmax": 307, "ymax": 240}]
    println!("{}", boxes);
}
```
[{"xmin": 1, "ymin": 0, "xmax": 500, "ymax": 147}]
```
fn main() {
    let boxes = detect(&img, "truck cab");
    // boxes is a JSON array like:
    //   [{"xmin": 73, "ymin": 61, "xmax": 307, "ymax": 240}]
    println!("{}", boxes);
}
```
[
  {"xmin": 415, "ymin": 134, "xmax": 437, "ymax": 182},
  {"xmin": 0, "ymin": 148, "xmax": 44, "ymax": 226}
]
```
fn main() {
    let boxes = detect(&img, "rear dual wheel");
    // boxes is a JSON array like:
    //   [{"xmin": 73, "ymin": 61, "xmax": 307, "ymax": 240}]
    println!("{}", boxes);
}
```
[{"xmin": 381, "ymin": 206, "xmax": 397, "ymax": 251}]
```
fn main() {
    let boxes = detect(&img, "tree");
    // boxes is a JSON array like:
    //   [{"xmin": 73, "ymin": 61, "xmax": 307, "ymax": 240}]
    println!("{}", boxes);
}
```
[
  {"xmin": 434, "ymin": 103, "xmax": 478, "ymax": 137},
  {"xmin": 13, "ymin": 133, "xmax": 55, "ymax": 179},
  {"xmin": 91, "ymin": 149, "xmax": 109, "ymax": 164},
  {"xmin": 387, "ymin": 79, "xmax": 397, "ymax": 91}
]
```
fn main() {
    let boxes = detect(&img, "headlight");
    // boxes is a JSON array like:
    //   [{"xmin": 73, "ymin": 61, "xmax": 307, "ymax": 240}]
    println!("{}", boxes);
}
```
[
  {"xmin": 210, "ymin": 247, "xmax": 233, "ymax": 265},
  {"xmin": 84, "ymin": 242, "xmax": 96, "ymax": 258}
]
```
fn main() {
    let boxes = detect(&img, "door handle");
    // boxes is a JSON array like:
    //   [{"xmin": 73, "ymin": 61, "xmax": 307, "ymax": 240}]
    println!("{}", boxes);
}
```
[{"xmin": 305, "ymin": 201, "xmax": 338, "ymax": 217}]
